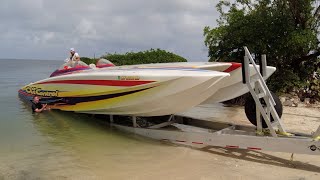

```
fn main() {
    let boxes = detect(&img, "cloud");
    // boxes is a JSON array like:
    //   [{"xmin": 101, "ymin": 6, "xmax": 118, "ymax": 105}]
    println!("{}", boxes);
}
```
[{"xmin": 0, "ymin": 0, "xmax": 219, "ymax": 61}]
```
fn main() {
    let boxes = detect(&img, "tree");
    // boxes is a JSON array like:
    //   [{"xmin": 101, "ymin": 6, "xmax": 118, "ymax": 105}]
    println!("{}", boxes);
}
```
[{"xmin": 204, "ymin": 0, "xmax": 320, "ymax": 100}]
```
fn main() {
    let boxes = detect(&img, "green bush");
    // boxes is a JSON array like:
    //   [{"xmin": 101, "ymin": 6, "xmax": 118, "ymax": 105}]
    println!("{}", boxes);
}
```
[
  {"xmin": 101, "ymin": 49, "xmax": 187, "ymax": 66},
  {"xmin": 80, "ymin": 49, "xmax": 187, "ymax": 66},
  {"xmin": 80, "ymin": 57, "xmax": 97, "ymax": 65}
]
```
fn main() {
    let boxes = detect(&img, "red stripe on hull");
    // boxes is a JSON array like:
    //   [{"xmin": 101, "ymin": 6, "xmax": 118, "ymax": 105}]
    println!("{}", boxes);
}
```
[
  {"xmin": 37, "ymin": 80, "xmax": 155, "ymax": 86},
  {"xmin": 223, "ymin": 62, "xmax": 241, "ymax": 73}
]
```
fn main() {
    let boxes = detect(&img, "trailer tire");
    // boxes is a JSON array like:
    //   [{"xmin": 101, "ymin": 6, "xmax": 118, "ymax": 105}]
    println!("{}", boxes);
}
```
[{"xmin": 244, "ymin": 91, "xmax": 283, "ymax": 128}]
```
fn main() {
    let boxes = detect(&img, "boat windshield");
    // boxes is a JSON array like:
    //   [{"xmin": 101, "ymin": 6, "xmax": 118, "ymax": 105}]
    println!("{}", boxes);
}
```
[
  {"xmin": 58, "ymin": 61, "xmax": 88, "ymax": 70},
  {"xmin": 96, "ymin": 58, "xmax": 115, "ymax": 67}
]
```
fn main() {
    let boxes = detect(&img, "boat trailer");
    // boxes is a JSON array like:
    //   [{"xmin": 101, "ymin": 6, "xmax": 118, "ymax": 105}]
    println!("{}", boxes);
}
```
[{"xmin": 109, "ymin": 47, "xmax": 320, "ymax": 156}]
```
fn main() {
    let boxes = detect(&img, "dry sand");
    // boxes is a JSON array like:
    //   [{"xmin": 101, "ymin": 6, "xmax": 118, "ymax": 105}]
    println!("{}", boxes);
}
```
[{"xmin": 174, "ymin": 104, "xmax": 320, "ymax": 180}]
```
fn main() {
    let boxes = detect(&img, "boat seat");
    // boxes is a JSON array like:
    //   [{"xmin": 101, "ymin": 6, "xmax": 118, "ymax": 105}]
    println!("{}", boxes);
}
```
[{"xmin": 89, "ymin": 64, "xmax": 97, "ymax": 69}]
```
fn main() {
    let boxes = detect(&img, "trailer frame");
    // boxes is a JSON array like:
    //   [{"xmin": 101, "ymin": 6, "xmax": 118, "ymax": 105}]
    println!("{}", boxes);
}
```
[{"xmin": 109, "ymin": 47, "xmax": 320, "ymax": 155}]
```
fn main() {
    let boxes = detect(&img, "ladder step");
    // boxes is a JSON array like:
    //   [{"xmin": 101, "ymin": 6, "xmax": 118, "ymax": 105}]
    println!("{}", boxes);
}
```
[
  {"xmin": 271, "ymin": 121, "xmax": 280, "ymax": 127},
  {"xmin": 257, "ymin": 92, "xmax": 266, "ymax": 99}
]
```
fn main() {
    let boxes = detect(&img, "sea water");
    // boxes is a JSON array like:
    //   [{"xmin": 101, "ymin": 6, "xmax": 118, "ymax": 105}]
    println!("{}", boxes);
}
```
[{"xmin": 0, "ymin": 59, "xmax": 242, "ymax": 179}]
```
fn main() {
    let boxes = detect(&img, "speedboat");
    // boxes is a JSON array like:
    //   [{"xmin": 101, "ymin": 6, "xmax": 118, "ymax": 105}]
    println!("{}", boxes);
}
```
[
  {"xmin": 18, "ymin": 61, "xmax": 229, "ymax": 116},
  {"xmin": 18, "ymin": 59, "xmax": 276, "ymax": 116}
]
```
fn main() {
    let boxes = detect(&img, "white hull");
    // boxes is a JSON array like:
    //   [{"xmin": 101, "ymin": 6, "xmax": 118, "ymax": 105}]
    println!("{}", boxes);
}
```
[
  {"xmin": 120, "ymin": 62, "xmax": 276, "ymax": 103},
  {"xmin": 203, "ymin": 65, "xmax": 276, "ymax": 103},
  {"xmin": 20, "ymin": 68, "xmax": 229, "ymax": 116}
]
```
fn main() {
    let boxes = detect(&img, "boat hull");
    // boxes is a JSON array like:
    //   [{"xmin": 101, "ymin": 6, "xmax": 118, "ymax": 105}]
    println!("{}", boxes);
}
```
[
  {"xmin": 203, "ymin": 64, "xmax": 276, "ymax": 103},
  {"xmin": 119, "ymin": 62, "xmax": 276, "ymax": 103},
  {"xmin": 19, "ymin": 68, "xmax": 229, "ymax": 116}
]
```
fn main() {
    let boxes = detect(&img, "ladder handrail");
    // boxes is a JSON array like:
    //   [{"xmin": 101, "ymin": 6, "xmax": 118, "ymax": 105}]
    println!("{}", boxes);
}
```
[
  {"xmin": 243, "ymin": 46, "xmax": 276, "ymax": 105},
  {"xmin": 243, "ymin": 46, "xmax": 287, "ymax": 136}
]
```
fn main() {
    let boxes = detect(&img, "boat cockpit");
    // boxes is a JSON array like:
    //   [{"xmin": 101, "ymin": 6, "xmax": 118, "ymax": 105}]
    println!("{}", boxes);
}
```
[{"xmin": 50, "ymin": 58, "xmax": 115, "ymax": 77}]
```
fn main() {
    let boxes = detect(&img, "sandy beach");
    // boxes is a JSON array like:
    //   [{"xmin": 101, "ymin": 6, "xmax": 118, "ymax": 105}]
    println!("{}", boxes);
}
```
[{"xmin": 173, "ymin": 104, "xmax": 320, "ymax": 180}]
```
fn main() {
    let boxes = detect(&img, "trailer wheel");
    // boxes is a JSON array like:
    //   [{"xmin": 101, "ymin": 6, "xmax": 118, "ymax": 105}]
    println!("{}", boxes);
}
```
[{"xmin": 244, "ymin": 91, "xmax": 283, "ymax": 128}]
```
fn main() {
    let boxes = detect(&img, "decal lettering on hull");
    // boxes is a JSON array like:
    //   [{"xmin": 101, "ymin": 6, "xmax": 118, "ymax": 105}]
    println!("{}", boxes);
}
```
[
  {"xmin": 118, "ymin": 76, "xmax": 140, "ymax": 80},
  {"xmin": 25, "ymin": 86, "xmax": 59, "ymax": 97}
]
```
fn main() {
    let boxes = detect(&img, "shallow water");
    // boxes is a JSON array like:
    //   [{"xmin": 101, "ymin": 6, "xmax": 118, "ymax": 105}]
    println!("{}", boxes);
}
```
[{"xmin": 0, "ymin": 59, "xmax": 242, "ymax": 179}]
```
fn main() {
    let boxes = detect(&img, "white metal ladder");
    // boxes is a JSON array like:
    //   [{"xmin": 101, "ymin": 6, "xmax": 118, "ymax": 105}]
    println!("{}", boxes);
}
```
[{"xmin": 243, "ymin": 47, "xmax": 287, "ymax": 137}]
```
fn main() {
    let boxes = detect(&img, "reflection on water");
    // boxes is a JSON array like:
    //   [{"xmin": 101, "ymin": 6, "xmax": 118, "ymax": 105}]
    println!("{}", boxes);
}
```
[{"xmin": 2, "ymin": 98, "xmax": 202, "ymax": 179}]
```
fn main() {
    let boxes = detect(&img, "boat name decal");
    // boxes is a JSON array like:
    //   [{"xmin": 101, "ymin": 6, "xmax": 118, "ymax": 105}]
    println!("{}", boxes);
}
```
[
  {"xmin": 118, "ymin": 76, "xmax": 140, "ymax": 80},
  {"xmin": 25, "ymin": 86, "xmax": 59, "ymax": 97}
]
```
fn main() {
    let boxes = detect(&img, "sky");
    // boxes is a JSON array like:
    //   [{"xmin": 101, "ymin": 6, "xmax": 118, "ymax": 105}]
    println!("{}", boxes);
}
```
[{"xmin": 0, "ymin": 0, "xmax": 220, "ymax": 61}]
